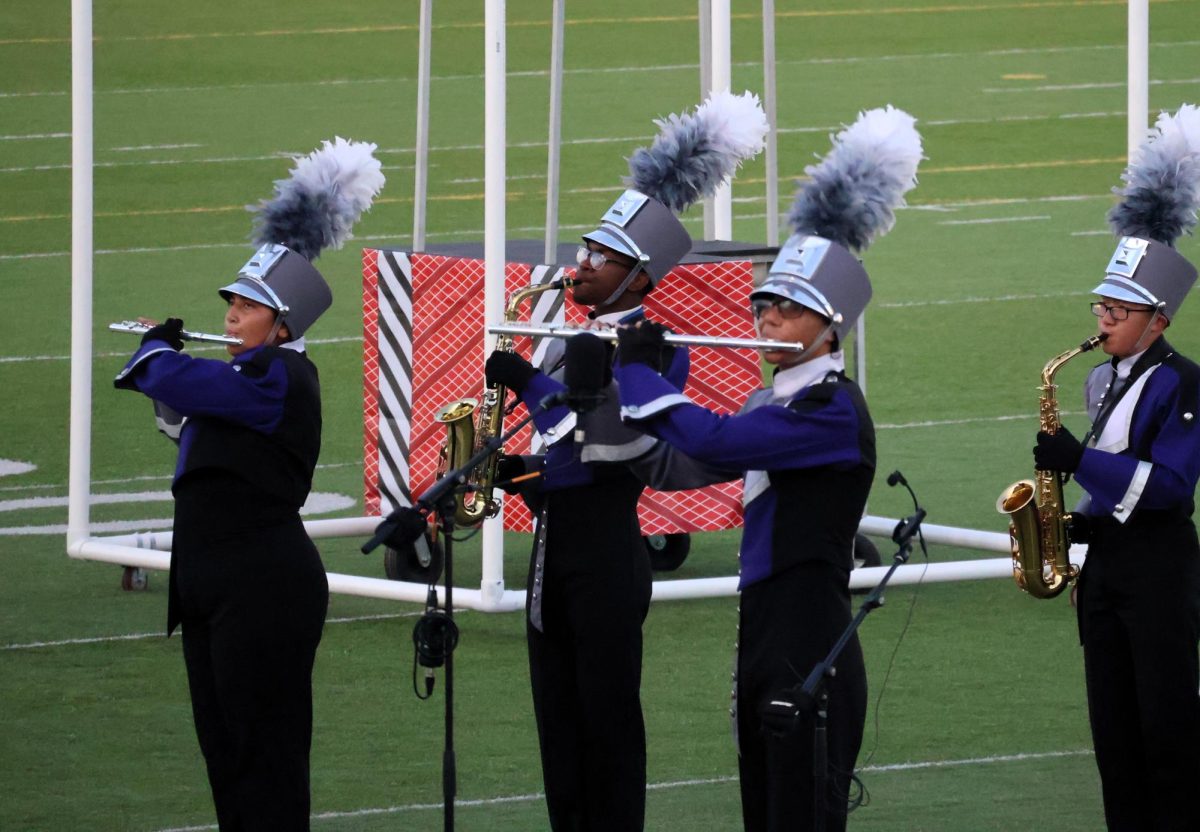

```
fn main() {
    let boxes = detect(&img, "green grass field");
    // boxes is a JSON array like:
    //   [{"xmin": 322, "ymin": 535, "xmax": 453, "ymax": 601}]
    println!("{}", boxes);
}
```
[{"xmin": 3, "ymin": 0, "xmax": 1200, "ymax": 828}]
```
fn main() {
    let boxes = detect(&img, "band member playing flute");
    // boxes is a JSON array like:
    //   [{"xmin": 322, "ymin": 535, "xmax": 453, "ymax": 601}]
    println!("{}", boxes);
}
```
[{"xmin": 614, "ymin": 107, "xmax": 922, "ymax": 832}]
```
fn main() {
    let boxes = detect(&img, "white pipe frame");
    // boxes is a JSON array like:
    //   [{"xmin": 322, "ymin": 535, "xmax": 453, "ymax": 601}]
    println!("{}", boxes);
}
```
[
  {"xmin": 708, "ymin": 0, "xmax": 733, "ymax": 240},
  {"xmin": 480, "ymin": 0, "xmax": 508, "ymax": 608},
  {"xmin": 761, "ymin": 0, "xmax": 780, "ymax": 248},
  {"xmin": 1127, "ymin": 0, "xmax": 1149, "ymax": 162},
  {"xmin": 63, "ymin": 2, "xmax": 1141, "ymax": 613},
  {"xmin": 411, "ymin": 0, "xmax": 433, "ymax": 252},
  {"xmin": 543, "ymin": 0, "xmax": 566, "ymax": 266},
  {"xmin": 67, "ymin": 0, "xmax": 94, "ymax": 552},
  {"xmin": 76, "ymin": 513, "xmax": 1049, "ymax": 612}
]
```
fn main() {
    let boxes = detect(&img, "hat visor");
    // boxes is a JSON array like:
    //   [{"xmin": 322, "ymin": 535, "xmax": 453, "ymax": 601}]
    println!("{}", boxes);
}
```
[
  {"xmin": 581, "ymin": 227, "xmax": 639, "ymax": 262},
  {"xmin": 218, "ymin": 279, "xmax": 278, "ymax": 310},
  {"xmin": 751, "ymin": 278, "xmax": 835, "ymax": 319},
  {"xmin": 1091, "ymin": 278, "xmax": 1159, "ymax": 308}
]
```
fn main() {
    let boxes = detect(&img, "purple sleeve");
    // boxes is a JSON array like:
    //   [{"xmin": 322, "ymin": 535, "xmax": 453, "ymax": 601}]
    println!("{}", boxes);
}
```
[
  {"xmin": 616, "ymin": 362, "xmax": 864, "ymax": 471},
  {"xmin": 114, "ymin": 341, "xmax": 289, "ymax": 433}
]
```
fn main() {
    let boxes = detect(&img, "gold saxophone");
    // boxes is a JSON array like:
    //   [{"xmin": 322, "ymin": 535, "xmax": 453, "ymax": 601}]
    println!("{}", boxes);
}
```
[
  {"xmin": 996, "ymin": 334, "xmax": 1107, "ymax": 598},
  {"xmin": 433, "ymin": 277, "xmax": 573, "ymax": 527}
]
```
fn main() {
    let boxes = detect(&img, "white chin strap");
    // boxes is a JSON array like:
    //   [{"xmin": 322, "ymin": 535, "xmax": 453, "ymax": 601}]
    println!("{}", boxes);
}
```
[{"xmin": 1131, "ymin": 305, "xmax": 1165, "ymax": 353}]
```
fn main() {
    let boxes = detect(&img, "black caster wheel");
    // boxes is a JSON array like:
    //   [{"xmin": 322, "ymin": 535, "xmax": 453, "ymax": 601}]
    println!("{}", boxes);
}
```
[
  {"xmin": 853, "ymin": 533, "xmax": 882, "ymax": 569},
  {"xmin": 644, "ymin": 533, "xmax": 690, "ymax": 572},
  {"xmin": 851, "ymin": 533, "xmax": 881, "ymax": 594},
  {"xmin": 120, "ymin": 566, "xmax": 149, "ymax": 592},
  {"xmin": 383, "ymin": 537, "xmax": 445, "ymax": 584}
]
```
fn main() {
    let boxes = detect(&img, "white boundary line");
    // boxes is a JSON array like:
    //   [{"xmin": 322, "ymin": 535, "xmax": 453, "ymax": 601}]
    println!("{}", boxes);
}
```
[
  {"xmin": 0, "ymin": 109, "xmax": 1135, "ymax": 176},
  {"xmin": 984, "ymin": 76, "xmax": 1200, "ymax": 93},
  {"xmin": 150, "ymin": 749, "xmax": 1095, "ymax": 831},
  {"xmin": 4, "ymin": 36, "xmax": 1198, "ymax": 99}
]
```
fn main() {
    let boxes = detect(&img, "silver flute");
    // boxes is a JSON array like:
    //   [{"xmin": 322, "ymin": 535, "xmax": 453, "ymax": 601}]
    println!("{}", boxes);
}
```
[
  {"xmin": 488, "ymin": 323, "xmax": 807, "ymax": 353},
  {"xmin": 108, "ymin": 321, "xmax": 244, "ymax": 346}
]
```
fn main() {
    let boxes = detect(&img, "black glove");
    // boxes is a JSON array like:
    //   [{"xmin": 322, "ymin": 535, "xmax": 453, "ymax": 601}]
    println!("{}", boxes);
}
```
[
  {"xmin": 617, "ymin": 320, "xmax": 675, "ymax": 372},
  {"xmin": 494, "ymin": 453, "xmax": 527, "ymax": 495},
  {"xmin": 142, "ymin": 318, "xmax": 185, "ymax": 351},
  {"xmin": 1034, "ymin": 427, "xmax": 1084, "ymax": 473},
  {"xmin": 485, "ymin": 351, "xmax": 537, "ymax": 394}
]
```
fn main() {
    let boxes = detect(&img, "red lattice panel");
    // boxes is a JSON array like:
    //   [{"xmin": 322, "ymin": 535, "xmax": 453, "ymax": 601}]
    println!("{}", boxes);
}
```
[
  {"xmin": 364, "ymin": 250, "xmax": 761, "ymax": 534},
  {"xmin": 361, "ymin": 249, "xmax": 382, "ymax": 517}
]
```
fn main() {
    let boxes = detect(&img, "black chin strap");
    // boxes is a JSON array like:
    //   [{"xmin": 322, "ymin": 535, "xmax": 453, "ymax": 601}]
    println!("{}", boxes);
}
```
[{"xmin": 597, "ymin": 259, "xmax": 648, "ymax": 311}]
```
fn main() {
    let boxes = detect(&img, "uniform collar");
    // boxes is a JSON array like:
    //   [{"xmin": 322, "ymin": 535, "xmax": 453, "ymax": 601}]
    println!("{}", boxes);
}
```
[
  {"xmin": 771, "ymin": 351, "xmax": 845, "ymax": 399},
  {"xmin": 588, "ymin": 305, "xmax": 644, "ymax": 329},
  {"xmin": 1111, "ymin": 336, "xmax": 1170, "ymax": 381}
]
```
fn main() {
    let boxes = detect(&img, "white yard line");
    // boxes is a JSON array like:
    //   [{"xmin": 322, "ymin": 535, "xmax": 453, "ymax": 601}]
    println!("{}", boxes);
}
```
[
  {"xmin": 937, "ymin": 215, "xmax": 1050, "ymax": 226},
  {"xmin": 149, "ymin": 749, "xmax": 1095, "ymax": 830},
  {"xmin": 0, "ymin": 109, "xmax": 1132, "ymax": 176}
]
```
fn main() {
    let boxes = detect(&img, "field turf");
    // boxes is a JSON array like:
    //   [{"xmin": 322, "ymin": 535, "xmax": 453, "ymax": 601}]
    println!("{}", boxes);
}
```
[{"xmin": 2, "ymin": 0, "xmax": 1199, "ymax": 829}]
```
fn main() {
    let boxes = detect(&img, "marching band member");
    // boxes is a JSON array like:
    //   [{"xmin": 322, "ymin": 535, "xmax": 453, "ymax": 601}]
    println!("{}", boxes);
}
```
[
  {"xmin": 615, "ymin": 107, "xmax": 922, "ymax": 832},
  {"xmin": 114, "ymin": 139, "xmax": 383, "ymax": 830},
  {"xmin": 1033, "ymin": 106, "xmax": 1200, "ymax": 831},
  {"xmin": 484, "ymin": 92, "xmax": 768, "ymax": 830}
]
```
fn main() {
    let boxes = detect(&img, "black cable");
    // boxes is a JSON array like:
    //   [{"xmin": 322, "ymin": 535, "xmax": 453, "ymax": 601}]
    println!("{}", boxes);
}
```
[{"xmin": 858, "ymin": 472, "xmax": 930, "ymax": 773}]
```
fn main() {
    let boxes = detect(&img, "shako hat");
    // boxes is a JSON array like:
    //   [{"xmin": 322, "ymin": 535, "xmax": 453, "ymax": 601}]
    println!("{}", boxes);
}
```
[
  {"xmin": 219, "ymin": 136, "xmax": 386, "ymax": 339},
  {"xmin": 1094, "ymin": 104, "xmax": 1200, "ymax": 320},
  {"xmin": 754, "ymin": 106, "xmax": 923, "ymax": 345},
  {"xmin": 219, "ymin": 244, "xmax": 333, "ymax": 339},
  {"xmin": 582, "ymin": 90, "xmax": 769, "ymax": 292}
]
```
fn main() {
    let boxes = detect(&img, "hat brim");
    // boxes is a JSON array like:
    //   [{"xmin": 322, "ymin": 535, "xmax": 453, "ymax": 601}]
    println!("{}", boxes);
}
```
[
  {"xmin": 218, "ymin": 279, "xmax": 279, "ymax": 310},
  {"xmin": 751, "ymin": 278, "xmax": 836, "ymax": 320},
  {"xmin": 1091, "ymin": 278, "xmax": 1160, "ymax": 308},
  {"xmin": 581, "ymin": 227, "xmax": 639, "ymax": 262}
]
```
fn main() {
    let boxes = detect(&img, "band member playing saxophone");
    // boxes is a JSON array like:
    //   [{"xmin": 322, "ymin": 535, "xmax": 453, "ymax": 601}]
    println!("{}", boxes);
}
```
[
  {"xmin": 483, "ymin": 92, "xmax": 767, "ymax": 830},
  {"xmin": 615, "ymin": 106, "xmax": 921, "ymax": 832},
  {"xmin": 1032, "ymin": 106, "xmax": 1200, "ymax": 832}
]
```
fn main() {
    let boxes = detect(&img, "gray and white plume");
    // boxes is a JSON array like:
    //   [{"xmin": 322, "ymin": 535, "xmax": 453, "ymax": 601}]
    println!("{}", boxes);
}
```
[
  {"xmin": 625, "ymin": 90, "xmax": 769, "ymax": 213},
  {"xmin": 250, "ymin": 136, "xmax": 386, "ymax": 261},
  {"xmin": 1108, "ymin": 104, "xmax": 1200, "ymax": 246},
  {"xmin": 787, "ymin": 105, "xmax": 923, "ymax": 252}
]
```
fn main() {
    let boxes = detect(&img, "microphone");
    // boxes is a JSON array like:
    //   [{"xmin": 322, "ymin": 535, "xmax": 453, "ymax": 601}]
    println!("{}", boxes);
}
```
[
  {"xmin": 561, "ymin": 332, "xmax": 609, "ymax": 414},
  {"xmin": 886, "ymin": 470, "xmax": 907, "ymax": 488}
]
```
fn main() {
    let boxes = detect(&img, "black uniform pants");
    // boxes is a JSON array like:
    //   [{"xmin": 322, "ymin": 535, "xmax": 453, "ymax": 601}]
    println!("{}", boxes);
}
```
[
  {"xmin": 1078, "ymin": 517, "xmax": 1200, "ymax": 832},
  {"xmin": 173, "ymin": 505, "xmax": 329, "ymax": 832},
  {"xmin": 526, "ymin": 479, "xmax": 652, "ymax": 832},
  {"xmin": 736, "ymin": 560, "xmax": 866, "ymax": 832}
]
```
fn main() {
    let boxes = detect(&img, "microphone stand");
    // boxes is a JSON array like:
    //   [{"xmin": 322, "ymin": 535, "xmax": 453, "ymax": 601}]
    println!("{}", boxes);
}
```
[
  {"xmin": 774, "ymin": 474, "xmax": 926, "ymax": 832},
  {"xmin": 361, "ymin": 390, "xmax": 580, "ymax": 832}
]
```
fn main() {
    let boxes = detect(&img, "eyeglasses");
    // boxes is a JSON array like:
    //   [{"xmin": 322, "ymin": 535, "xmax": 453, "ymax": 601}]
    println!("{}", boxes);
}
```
[
  {"xmin": 751, "ymin": 296, "xmax": 807, "ymax": 320},
  {"xmin": 1090, "ymin": 301, "xmax": 1154, "ymax": 321},
  {"xmin": 576, "ymin": 245, "xmax": 631, "ymax": 271}
]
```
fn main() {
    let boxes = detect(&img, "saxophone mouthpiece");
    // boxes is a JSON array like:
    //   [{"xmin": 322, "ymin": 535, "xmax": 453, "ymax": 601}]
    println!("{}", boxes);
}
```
[
  {"xmin": 554, "ymin": 277, "xmax": 576, "ymax": 289},
  {"xmin": 1083, "ymin": 333, "xmax": 1109, "ymax": 350}
]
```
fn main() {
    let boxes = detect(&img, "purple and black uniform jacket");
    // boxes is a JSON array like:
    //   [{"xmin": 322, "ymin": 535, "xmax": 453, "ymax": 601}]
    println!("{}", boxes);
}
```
[
  {"xmin": 615, "ymin": 354, "xmax": 875, "ymax": 589},
  {"xmin": 1078, "ymin": 337, "xmax": 1200, "ymax": 523},
  {"xmin": 515, "ymin": 308, "xmax": 721, "ymax": 492},
  {"xmin": 114, "ymin": 339, "xmax": 321, "ymax": 508}
]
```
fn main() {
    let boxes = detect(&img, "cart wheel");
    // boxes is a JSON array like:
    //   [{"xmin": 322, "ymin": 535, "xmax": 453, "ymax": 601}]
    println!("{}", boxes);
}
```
[
  {"xmin": 853, "ymin": 533, "xmax": 882, "ymax": 569},
  {"xmin": 120, "ymin": 566, "xmax": 149, "ymax": 592},
  {"xmin": 644, "ymin": 533, "xmax": 691, "ymax": 572},
  {"xmin": 383, "ymin": 537, "xmax": 445, "ymax": 584},
  {"xmin": 850, "ymin": 534, "xmax": 882, "ymax": 594}
]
